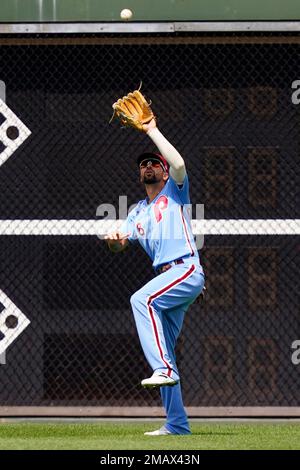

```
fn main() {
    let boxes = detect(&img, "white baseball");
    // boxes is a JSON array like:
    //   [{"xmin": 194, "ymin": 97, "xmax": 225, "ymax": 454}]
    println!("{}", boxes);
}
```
[{"xmin": 120, "ymin": 9, "xmax": 133, "ymax": 20}]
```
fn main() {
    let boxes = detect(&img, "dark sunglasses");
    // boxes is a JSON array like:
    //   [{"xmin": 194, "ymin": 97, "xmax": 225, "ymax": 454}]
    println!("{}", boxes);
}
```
[{"xmin": 139, "ymin": 159, "xmax": 164, "ymax": 170}]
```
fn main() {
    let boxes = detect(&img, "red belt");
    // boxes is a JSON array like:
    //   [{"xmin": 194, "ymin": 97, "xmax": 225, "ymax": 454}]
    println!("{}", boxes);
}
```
[{"xmin": 157, "ymin": 258, "xmax": 184, "ymax": 274}]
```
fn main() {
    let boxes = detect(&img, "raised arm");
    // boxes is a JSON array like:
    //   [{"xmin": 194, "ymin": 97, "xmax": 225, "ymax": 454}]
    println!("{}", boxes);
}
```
[{"xmin": 143, "ymin": 119, "xmax": 186, "ymax": 184}]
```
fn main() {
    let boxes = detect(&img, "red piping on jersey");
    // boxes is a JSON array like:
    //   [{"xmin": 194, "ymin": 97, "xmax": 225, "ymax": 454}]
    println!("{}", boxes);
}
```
[
  {"xmin": 147, "ymin": 264, "xmax": 196, "ymax": 377},
  {"xmin": 180, "ymin": 205, "xmax": 194, "ymax": 256}
]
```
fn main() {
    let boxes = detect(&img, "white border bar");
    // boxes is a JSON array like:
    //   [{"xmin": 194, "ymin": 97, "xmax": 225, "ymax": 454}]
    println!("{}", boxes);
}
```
[
  {"xmin": 192, "ymin": 219, "xmax": 300, "ymax": 235},
  {"xmin": 0, "ymin": 22, "xmax": 174, "ymax": 34},
  {"xmin": 0, "ymin": 219, "xmax": 298, "ymax": 236},
  {"xmin": 175, "ymin": 21, "xmax": 300, "ymax": 32},
  {"xmin": 1, "ymin": 21, "xmax": 300, "ymax": 34}
]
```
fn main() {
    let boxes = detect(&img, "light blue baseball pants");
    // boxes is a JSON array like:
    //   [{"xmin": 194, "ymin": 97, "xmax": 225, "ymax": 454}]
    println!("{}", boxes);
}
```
[{"xmin": 130, "ymin": 258, "xmax": 205, "ymax": 435}]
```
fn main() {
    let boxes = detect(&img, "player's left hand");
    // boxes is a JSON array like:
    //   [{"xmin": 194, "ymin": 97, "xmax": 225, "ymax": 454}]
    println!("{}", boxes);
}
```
[{"xmin": 110, "ymin": 88, "xmax": 155, "ymax": 132}]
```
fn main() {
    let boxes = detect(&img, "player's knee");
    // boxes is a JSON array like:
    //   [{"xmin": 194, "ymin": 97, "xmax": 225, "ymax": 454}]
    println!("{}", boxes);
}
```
[
  {"xmin": 130, "ymin": 290, "xmax": 146, "ymax": 309},
  {"xmin": 130, "ymin": 291, "xmax": 139, "ymax": 308}
]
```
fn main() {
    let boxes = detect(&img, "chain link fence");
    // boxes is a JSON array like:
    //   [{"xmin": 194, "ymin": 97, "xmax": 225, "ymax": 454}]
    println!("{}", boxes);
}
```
[{"xmin": 0, "ymin": 33, "xmax": 299, "ymax": 413}]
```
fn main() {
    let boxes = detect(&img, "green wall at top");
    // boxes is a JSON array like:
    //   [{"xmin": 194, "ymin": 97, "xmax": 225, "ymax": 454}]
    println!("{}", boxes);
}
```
[{"xmin": 0, "ymin": 0, "xmax": 299, "ymax": 22}]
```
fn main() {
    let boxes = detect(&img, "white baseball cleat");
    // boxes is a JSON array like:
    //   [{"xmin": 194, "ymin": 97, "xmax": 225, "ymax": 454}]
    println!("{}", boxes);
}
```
[
  {"xmin": 144, "ymin": 426, "xmax": 173, "ymax": 436},
  {"xmin": 141, "ymin": 372, "xmax": 179, "ymax": 389}
]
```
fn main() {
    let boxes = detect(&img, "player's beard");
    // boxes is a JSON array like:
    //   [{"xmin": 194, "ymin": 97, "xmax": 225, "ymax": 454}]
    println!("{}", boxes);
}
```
[{"xmin": 142, "ymin": 171, "xmax": 159, "ymax": 185}]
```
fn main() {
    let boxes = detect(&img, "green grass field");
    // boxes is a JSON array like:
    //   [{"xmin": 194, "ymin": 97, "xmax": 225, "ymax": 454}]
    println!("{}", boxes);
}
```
[{"xmin": 0, "ymin": 421, "xmax": 299, "ymax": 450}]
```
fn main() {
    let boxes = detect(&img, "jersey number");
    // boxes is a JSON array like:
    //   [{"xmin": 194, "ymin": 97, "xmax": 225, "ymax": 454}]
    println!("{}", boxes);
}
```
[
  {"xmin": 136, "ymin": 223, "xmax": 145, "ymax": 236},
  {"xmin": 154, "ymin": 195, "xmax": 168, "ymax": 223}
]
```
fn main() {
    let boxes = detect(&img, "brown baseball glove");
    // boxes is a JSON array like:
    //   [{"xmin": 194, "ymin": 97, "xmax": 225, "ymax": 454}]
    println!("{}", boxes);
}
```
[{"xmin": 111, "ymin": 87, "xmax": 155, "ymax": 132}]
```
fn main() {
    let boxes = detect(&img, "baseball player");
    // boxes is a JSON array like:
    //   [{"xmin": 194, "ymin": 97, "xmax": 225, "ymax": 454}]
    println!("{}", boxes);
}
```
[{"xmin": 105, "ymin": 90, "xmax": 205, "ymax": 435}]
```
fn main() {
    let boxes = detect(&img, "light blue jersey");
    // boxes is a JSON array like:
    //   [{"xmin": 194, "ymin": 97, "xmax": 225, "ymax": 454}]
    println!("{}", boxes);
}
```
[{"xmin": 121, "ymin": 174, "xmax": 201, "ymax": 270}]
